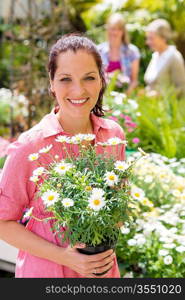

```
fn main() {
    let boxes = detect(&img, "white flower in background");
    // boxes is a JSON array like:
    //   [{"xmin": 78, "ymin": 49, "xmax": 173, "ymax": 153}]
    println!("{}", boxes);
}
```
[
  {"xmin": 131, "ymin": 186, "xmax": 145, "ymax": 201},
  {"xmin": 163, "ymin": 243, "xmax": 176, "ymax": 249},
  {"xmin": 140, "ymin": 198, "xmax": 154, "ymax": 207},
  {"xmin": 176, "ymin": 246, "xmax": 185, "ymax": 253},
  {"xmin": 114, "ymin": 161, "xmax": 129, "ymax": 172},
  {"xmin": 29, "ymin": 175, "xmax": 39, "ymax": 183},
  {"xmin": 83, "ymin": 134, "xmax": 95, "ymax": 141},
  {"xmin": 159, "ymin": 237, "xmax": 174, "ymax": 243},
  {"xmin": 33, "ymin": 167, "xmax": 45, "ymax": 176},
  {"xmin": 28, "ymin": 153, "xmax": 39, "ymax": 161},
  {"xmin": 159, "ymin": 249, "xmax": 169, "ymax": 256},
  {"xmin": 42, "ymin": 190, "xmax": 60, "ymax": 207},
  {"xmin": 54, "ymin": 161, "xmax": 73, "ymax": 175},
  {"xmin": 163, "ymin": 255, "xmax": 173, "ymax": 265},
  {"xmin": 88, "ymin": 194, "xmax": 106, "ymax": 211},
  {"xmin": 91, "ymin": 188, "xmax": 105, "ymax": 197},
  {"xmin": 62, "ymin": 198, "xmax": 74, "ymax": 208},
  {"xmin": 39, "ymin": 144, "xmax": 53, "ymax": 153},
  {"xmin": 24, "ymin": 207, "xmax": 34, "ymax": 219},
  {"xmin": 127, "ymin": 239, "xmax": 137, "ymax": 246},
  {"xmin": 55, "ymin": 135, "xmax": 69, "ymax": 143},
  {"xmin": 104, "ymin": 171, "xmax": 119, "ymax": 186},
  {"xmin": 112, "ymin": 110, "xmax": 121, "ymax": 116},
  {"xmin": 144, "ymin": 175, "xmax": 153, "ymax": 183},
  {"xmin": 123, "ymin": 272, "xmax": 133, "ymax": 278},
  {"xmin": 171, "ymin": 189, "xmax": 181, "ymax": 198},
  {"xmin": 128, "ymin": 99, "xmax": 138, "ymax": 109},
  {"xmin": 120, "ymin": 225, "xmax": 130, "ymax": 234}
]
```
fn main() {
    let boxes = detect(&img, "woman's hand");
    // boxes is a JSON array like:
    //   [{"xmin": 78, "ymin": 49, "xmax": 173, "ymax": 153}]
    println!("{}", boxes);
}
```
[{"xmin": 61, "ymin": 243, "xmax": 116, "ymax": 278}]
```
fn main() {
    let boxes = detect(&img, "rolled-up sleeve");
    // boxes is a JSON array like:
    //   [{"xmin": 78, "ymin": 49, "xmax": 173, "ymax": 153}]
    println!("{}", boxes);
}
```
[{"xmin": 0, "ymin": 141, "xmax": 36, "ymax": 221}]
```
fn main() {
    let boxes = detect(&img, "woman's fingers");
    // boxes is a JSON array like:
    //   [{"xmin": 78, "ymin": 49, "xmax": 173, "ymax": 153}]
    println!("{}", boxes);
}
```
[{"xmin": 87, "ymin": 249, "xmax": 114, "ymax": 262}]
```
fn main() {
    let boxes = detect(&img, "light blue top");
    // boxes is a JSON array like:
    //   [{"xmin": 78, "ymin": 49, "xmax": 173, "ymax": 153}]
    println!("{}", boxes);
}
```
[{"xmin": 97, "ymin": 42, "xmax": 141, "ymax": 78}]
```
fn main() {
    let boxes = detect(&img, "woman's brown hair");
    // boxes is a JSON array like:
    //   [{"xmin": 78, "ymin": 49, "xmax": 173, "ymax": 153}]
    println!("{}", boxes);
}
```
[{"xmin": 48, "ymin": 33, "xmax": 107, "ymax": 117}]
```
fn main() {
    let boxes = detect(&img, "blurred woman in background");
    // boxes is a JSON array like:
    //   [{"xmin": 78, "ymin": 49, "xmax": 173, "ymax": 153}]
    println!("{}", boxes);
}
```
[
  {"xmin": 98, "ymin": 13, "xmax": 140, "ymax": 95},
  {"xmin": 144, "ymin": 19, "xmax": 185, "ymax": 97}
]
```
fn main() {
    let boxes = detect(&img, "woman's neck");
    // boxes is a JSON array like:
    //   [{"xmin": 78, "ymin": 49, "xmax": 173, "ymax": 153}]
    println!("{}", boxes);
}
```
[
  {"xmin": 157, "ymin": 44, "xmax": 169, "ymax": 54},
  {"xmin": 56, "ymin": 110, "xmax": 93, "ymax": 135}
]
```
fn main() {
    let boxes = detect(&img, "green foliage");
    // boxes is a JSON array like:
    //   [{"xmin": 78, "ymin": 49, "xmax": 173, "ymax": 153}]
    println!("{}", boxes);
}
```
[{"xmin": 136, "ymin": 90, "xmax": 185, "ymax": 158}]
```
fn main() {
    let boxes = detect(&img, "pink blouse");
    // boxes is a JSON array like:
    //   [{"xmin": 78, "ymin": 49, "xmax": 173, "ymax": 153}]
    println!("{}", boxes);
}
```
[{"xmin": 0, "ymin": 107, "xmax": 126, "ymax": 278}]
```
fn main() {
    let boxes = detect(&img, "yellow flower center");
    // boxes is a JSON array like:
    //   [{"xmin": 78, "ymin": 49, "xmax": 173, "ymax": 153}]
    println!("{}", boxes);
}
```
[
  {"xmin": 60, "ymin": 166, "xmax": 66, "ymax": 170},
  {"xmin": 93, "ymin": 199, "xmax": 100, "ymax": 206},
  {"xmin": 109, "ymin": 175, "xmax": 115, "ymax": 181},
  {"xmin": 118, "ymin": 166, "xmax": 124, "ymax": 169},
  {"xmin": 85, "ymin": 186, "xmax": 92, "ymax": 191},
  {"xmin": 134, "ymin": 192, "xmax": 140, "ymax": 198},
  {"xmin": 48, "ymin": 195, "xmax": 54, "ymax": 201}
]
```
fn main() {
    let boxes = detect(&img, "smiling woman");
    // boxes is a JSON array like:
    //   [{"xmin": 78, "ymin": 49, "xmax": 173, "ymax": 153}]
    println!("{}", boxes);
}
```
[{"xmin": 0, "ymin": 33, "xmax": 126, "ymax": 278}]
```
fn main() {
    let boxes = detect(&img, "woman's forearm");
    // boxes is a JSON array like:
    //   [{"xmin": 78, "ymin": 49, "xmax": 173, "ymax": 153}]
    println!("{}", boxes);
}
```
[{"xmin": 0, "ymin": 220, "xmax": 64, "ymax": 265}]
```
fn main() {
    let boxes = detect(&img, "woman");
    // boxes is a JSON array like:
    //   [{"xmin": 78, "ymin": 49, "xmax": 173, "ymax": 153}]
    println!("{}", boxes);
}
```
[
  {"xmin": 97, "ymin": 13, "xmax": 140, "ymax": 95},
  {"xmin": 144, "ymin": 19, "xmax": 185, "ymax": 96},
  {"xmin": 0, "ymin": 34, "xmax": 126, "ymax": 278}
]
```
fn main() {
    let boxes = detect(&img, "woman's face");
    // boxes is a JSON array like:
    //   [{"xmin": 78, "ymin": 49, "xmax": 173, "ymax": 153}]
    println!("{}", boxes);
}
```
[
  {"xmin": 146, "ymin": 31, "xmax": 165, "ymax": 51},
  {"xmin": 107, "ymin": 24, "xmax": 124, "ymax": 44},
  {"xmin": 50, "ymin": 50, "xmax": 102, "ymax": 118}
]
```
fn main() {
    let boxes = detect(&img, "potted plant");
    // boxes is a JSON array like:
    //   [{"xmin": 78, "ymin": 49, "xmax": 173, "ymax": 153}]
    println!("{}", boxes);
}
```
[{"xmin": 28, "ymin": 134, "xmax": 146, "ymax": 275}]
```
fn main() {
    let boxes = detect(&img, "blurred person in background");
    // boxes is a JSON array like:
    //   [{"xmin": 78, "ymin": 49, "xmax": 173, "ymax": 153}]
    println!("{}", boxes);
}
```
[
  {"xmin": 144, "ymin": 19, "xmax": 185, "ymax": 97},
  {"xmin": 97, "ymin": 13, "xmax": 140, "ymax": 95}
]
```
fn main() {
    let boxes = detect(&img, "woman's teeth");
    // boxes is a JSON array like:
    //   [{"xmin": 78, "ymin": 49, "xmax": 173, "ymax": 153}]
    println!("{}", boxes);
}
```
[{"xmin": 69, "ymin": 98, "xmax": 88, "ymax": 104}]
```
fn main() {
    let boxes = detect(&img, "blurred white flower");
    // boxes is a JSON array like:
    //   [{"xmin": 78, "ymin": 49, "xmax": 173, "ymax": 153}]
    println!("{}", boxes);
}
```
[
  {"xmin": 176, "ymin": 246, "xmax": 185, "ymax": 253},
  {"xmin": 159, "ymin": 249, "xmax": 169, "ymax": 256},
  {"xmin": 163, "ymin": 255, "xmax": 173, "ymax": 265},
  {"xmin": 127, "ymin": 239, "xmax": 137, "ymax": 246}
]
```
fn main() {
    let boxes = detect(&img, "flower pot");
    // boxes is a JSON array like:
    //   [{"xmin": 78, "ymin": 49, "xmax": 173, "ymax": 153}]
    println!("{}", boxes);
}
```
[{"xmin": 77, "ymin": 241, "xmax": 116, "ymax": 276}]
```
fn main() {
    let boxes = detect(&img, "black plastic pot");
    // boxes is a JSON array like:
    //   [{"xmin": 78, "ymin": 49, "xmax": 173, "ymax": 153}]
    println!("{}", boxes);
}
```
[{"xmin": 77, "ymin": 241, "xmax": 116, "ymax": 276}]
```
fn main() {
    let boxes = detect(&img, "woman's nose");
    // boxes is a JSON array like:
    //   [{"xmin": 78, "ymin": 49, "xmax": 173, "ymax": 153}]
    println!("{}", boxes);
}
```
[{"xmin": 71, "ymin": 82, "xmax": 85, "ymax": 96}]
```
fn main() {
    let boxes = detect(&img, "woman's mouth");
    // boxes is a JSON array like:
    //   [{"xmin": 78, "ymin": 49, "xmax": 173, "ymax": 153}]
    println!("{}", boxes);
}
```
[{"xmin": 67, "ymin": 98, "xmax": 89, "ymax": 106}]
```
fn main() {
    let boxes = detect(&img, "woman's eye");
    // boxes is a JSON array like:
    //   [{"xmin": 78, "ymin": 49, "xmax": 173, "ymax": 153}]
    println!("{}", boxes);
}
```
[
  {"xmin": 85, "ymin": 76, "xmax": 95, "ymax": 80},
  {"xmin": 60, "ymin": 78, "xmax": 71, "ymax": 82}
]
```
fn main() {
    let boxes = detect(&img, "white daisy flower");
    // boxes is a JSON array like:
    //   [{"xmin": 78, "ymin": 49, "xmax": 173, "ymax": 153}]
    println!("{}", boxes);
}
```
[
  {"xmin": 55, "ymin": 135, "xmax": 69, "ymax": 143},
  {"xmin": 70, "ymin": 134, "xmax": 85, "ymax": 144},
  {"xmin": 54, "ymin": 161, "xmax": 73, "ymax": 175},
  {"xmin": 131, "ymin": 186, "xmax": 145, "ymax": 201},
  {"xmin": 24, "ymin": 207, "xmax": 34, "ymax": 219},
  {"xmin": 123, "ymin": 272, "xmax": 133, "ymax": 278},
  {"xmin": 120, "ymin": 226, "xmax": 130, "ymax": 234},
  {"xmin": 41, "ymin": 190, "xmax": 60, "ymax": 207},
  {"xmin": 88, "ymin": 194, "xmax": 106, "ymax": 211},
  {"xmin": 114, "ymin": 160, "xmax": 129, "ymax": 172},
  {"xmin": 104, "ymin": 171, "xmax": 119, "ymax": 186},
  {"xmin": 127, "ymin": 239, "xmax": 137, "ymax": 246},
  {"xmin": 83, "ymin": 134, "xmax": 95, "ymax": 141},
  {"xmin": 163, "ymin": 255, "xmax": 173, "ymax": 265},
  {"xmin": 62, "ymin": 198, "xmax": 74, "ymax": 208},
  {"xmin": 163, "ymin": 243, "xmax": 176, "ymax": 249},
  {"xmin": 33, "ymin": 167, "xmax": 45, "ymax": 176},
  {"xmin": 29, "ymin": 175, "xmax": 39, "ymax": 183},
  {"xmin": 176, "ymin": 246, "xmax": 185, "ymax": 253},
  {"xmin": 28, "ymin": 153, "xmax": 39, "ymax": 161},
  {"xmin": 107, "ymin": 137, "xmax": 126, "ymax": 146},
  {"xmin": 91, "ymin": 188, "xmax": 105, "ymax": 197},
  {"xmin": 144, "ymin": 175, "xmax": 153, "ymax": 183},
  {"xmin": 159, "ymin": 249, "xmax": 169, "ymax": 256},
  {"xmin": 39, "ymin": 144, "xmax": 53, "ymax": 153}
]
